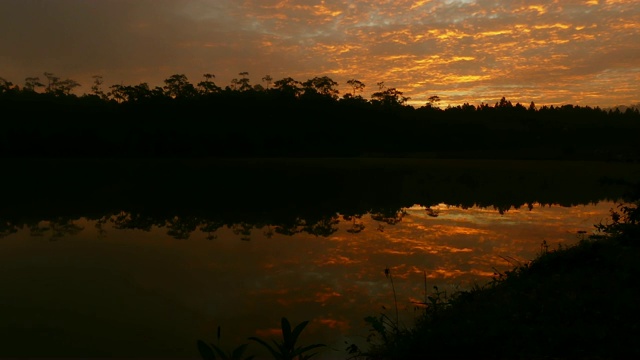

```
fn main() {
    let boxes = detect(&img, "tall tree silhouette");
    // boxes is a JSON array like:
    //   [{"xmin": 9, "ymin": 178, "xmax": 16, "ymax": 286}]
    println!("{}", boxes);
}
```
[
  {"xmin": 302, "ymin": 76, "xmax": 339, "ymax": 99},
  {"xmin": 91, "ymin": 75, "xmax": 107, "ymax": 99},
  {"xmin": 197, "ymin": 73, "xmax": 220, "ymax": 94},
  {"xmin": 238, "ymin": 72, "xmax": 251, "ymax": 91},
  {"xmin": 109, "ymin": 83, "xmax": 126, "ymax": 103},
  {"xmin": 347, "ymin": 78, "xmax": 365, "ymax": 97},
  {"xmin": 24, "ymin": 76, "xmax": 44, "ymax": 92},
  {"xmin": 262, "ymin": 74, "xmax": 273, "ymax": 90},
  {"xmin": 0, "ymin": 77, "xmax": 14, "ymax": 94},
  {"xmin": 273, "ymin": 77, "xmax": 302, "ymax": 98},
  {"xmin": 43, "ymin": 72, "xmax": 59, "ymax": 93},
  {"xmin": 163, "ymin": 74, "xmax": 196, "ymax": 98},
  {"xmin": 427, "ymin": 95, "xmax": 441, "ymax": 109},
  {"xmin": 371, "ymin": 87, "xmax": 409, "ymax": 107}
]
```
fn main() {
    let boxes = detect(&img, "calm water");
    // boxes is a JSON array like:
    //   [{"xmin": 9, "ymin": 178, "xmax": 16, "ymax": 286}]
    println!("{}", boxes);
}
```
[
  {"xmin": 0, "ymin": 201, "xmax": 620, "ymax": 359},
  {"xmin": 0, "ymin": 158, "xmax": 638, "ymax": 358}
]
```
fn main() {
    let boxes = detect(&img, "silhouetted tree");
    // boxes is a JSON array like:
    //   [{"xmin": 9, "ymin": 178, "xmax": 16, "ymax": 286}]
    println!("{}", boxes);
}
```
[
  {"xmin": 461, "ymin": 102, "xmax": 475, "ymax": 112},
  {"xmin": 514, "ymin": 102, "xmax": 527, "ymax": 111},
  {"xmin": 1, "ymin": 69, "xmax": 639, "ymax": 160},
  {"xmin": 24, "ymin": 76, "xmax": 44, "ymax": 92},
  {"xmin": 121, "ymin": 83, "xmax": 159, "ymax": 102},
  {"xmin": 347, "ymin": 78, "xmax": 365, "ymax": 97},
  {"xmin": 42, "ymin": 72, "xmax": 80, "ymax": 96},
  {"xmin": 43, "ymin": 72, "xmax": 59, "ymax": 93},
  {"xmin": 229, "ymin": 78, "xmax": 239, "ymax": 91},
  {"xmin": 55, "ymin": 79, "xmax": 81, "ymax": 96},
  {"xmin": 91, "ymin": 75, "xmax": 107, "ymax": 99},
  {"xmin": 371, "ymin": 87, "xmax": 409, "ymax": 107},
  {"xmin": 109, "ymin": 83, "xmax": 126, "ymax": 103},
  {"xmin": 426, "ymin": 95, "xmax": 441, "ymax": 109},
  {"xmin": 238, "ymin": 72, "xmax": 251, "ymax": 91},
  {"xmin": 496, "ymin": 97, "xmax": 513, "ymax": 108},
  {"xmin": 262, "ymin": 74, "xmax": 273, "ymax": 89},
  {"xmin": 273, "ymin": 77, "xmax": 302, "ymax": 98},
  {"xmin": 197, "ymin": 73, "xmax": 220, "ymax": 94},
  {"xmin": 302, "ymin": 76, "xmax": 339, "ymax": 99},
  {"xmin": 163, "ymin": 74, "xmax": 196, "ymax": 98},
  {"xmin": 0, "ymin": 77, "xmax": 14, "ymax": 94}
]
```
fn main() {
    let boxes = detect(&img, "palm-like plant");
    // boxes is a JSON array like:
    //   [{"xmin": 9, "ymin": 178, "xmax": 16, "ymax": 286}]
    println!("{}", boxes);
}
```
[
  {"xmin": 248, "ymin": 317, "xmax": 326, "ymax": 360},
  {"xmin": 197, "ymin": 325, "xmax": 254, "ymax": 360},
  {"xmin": 197, "ymin": 340, "xmax": 254, "ymax": 360}
]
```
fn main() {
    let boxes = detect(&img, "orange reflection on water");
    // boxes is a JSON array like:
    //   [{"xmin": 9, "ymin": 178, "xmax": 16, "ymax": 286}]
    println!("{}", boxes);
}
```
[
  {"xmin": 317, "ymin": 318, "xmax": 350, "ymax": 331},
  {"xmin": 0, "ymin": 201, "xmax": 619, "ymax": 359}
]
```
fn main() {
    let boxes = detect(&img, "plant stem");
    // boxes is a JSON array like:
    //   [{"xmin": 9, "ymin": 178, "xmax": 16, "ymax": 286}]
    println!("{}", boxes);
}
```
[
  {"xmin": 423, "ymin": 270, "xmax": 428, "ymax": 315},
  {"xmin": 390, "ymin": 272, "xmax": 398, "ymax": 327}
]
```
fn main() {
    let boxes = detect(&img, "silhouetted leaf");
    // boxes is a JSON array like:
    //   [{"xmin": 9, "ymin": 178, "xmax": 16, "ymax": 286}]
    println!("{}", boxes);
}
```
[
  {"xmin": 211, "ymin": 343, "xmax": 229, "ymax": 359},
  {"xmin": 230, "ymin": 343, "xmax": 250, "ymax": 359},
  {"xmin": 197, "ymin": 340, "xmax": 216, "ymax": 360},
  {"xmin": 289, "ymin": 319, "xmax": 309, "ymax": 348},
  {"xmin": 248, "ymin": 336, "xmax": 280, "ymax": 359},
  {"xmin": 293, "ymin": 343, "xmax": 326, "ymax": 359}
]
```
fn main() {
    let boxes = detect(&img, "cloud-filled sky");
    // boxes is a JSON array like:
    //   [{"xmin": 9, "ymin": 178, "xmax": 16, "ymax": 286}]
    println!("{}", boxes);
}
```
[{"xmin": 1, "ymin": 0, "xmax": 638, "ymax": 107}]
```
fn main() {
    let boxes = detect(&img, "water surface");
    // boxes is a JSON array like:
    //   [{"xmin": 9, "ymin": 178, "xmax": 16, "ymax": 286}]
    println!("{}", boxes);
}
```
[
  {"xmin": 1, "ymin": 158, "xmax": 637, "ymax": 358},
  {"xmin": 0, "ymin": 201, "xmax": 620, "ymax": 358}
]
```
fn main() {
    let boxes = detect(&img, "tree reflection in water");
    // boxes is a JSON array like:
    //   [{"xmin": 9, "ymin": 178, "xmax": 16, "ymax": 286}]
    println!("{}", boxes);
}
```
[
  {"xmin": 0, "ymin": 200, "xmax": 625, "ymax": 359},
  {"xmin": 0, "ymin": 158, "xmax": 638, "ymax": 358}
]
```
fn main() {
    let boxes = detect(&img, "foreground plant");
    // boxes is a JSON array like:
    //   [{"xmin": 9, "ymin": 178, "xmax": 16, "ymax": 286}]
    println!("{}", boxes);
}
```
[
  {"xmin": 197, "ymin": 341, "xmax": 254, "ymax": 360},
  {"xmin": 365, "ymin": 196, "xmax": 640, "ymax": 359},
  {"xmin": 248, "ymin": 317, "xmax": 326, "ymax": 360},
  {"xmin": 197, "ymin": 326, "xmax": 254, "ymax": 360}
]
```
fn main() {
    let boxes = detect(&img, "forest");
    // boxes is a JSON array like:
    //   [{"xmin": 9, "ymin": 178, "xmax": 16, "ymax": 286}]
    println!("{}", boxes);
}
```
[
  {"xmin": 1, "ymin": 72, "xmax": 639, "ymax": 160},
  {"xmin": 2, "ymin": 72, "xmax": 640, "ymax": 360}
]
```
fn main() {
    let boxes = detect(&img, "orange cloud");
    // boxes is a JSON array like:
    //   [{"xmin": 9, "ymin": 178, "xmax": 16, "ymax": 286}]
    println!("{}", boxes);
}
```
[{"xmin": 1, "ymin": 0, "xmax": 638, "ymax": 107}]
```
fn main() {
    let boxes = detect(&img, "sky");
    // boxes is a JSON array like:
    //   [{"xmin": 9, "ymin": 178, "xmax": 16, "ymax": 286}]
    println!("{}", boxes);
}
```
[{"xmin": 0, "ymin": 0, "xmax": 638, "ymax": 108}]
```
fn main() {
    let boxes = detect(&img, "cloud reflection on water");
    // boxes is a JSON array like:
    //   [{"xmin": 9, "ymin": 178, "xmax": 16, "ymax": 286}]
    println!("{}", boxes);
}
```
[{"xmin": 0, "ymin": 201, "xmax": 618, "ymax": 358}]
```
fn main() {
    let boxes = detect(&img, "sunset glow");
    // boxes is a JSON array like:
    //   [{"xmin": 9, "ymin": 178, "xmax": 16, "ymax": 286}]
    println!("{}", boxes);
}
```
[{"xmin": 0, "ymin": 0, "xmax": 638, "ymax": 108}]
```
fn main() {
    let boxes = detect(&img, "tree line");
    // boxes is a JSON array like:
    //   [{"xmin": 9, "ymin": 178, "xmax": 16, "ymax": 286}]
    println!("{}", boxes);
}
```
[
  {"xmin": 0, "ymin": 72, "xmax": 414, "ymax": 106},
  {"xmin": 2, "ymin": 157, "xmax": 637, "ymax": 241},
  {"xmin": 1, "ymin": 71, "xmax": 639, "ymax": 160}
]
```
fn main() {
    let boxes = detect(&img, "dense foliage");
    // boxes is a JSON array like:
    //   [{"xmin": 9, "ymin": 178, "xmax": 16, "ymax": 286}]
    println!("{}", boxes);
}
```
[
  {"xmin": 1, "ymin": 73, "xmax": 639, "ymax": 159},
  {"xmin": 1, "ymin": 158, "xmax": 638, "ymax": 241},
  {"xmin": 363, "ymin": 191, "xmax": 640, "ymax": 359}
]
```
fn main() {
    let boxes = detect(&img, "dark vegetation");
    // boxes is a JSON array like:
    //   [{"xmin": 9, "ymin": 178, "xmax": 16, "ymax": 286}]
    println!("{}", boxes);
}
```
[
  {"xmin": 198, "ymin": 317, "xmax": 326, "ymax": 360},
  {"xmin": 1, "ymin": 158, "xmax": 639, "ymax": 241},
  {"xmin": 362, "ymin": 190, "xmax": 640, "ymax": 359},
  {"xmin": 1, "ymin": 72, "xmax": 639, "ymax": 160},
  {"xmin": 188, "ymin": 187, "xmax": 640, "ymax": 360},
  {"xmin": 2, "ymin": 72, "xmax": 639, "ymax": 359}
]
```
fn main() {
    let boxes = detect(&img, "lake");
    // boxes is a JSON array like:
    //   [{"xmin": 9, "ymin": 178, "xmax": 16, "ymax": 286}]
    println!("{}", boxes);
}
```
[{"xmin": 1, "ymin": 158, "xmax": 638, "ymax": 359}]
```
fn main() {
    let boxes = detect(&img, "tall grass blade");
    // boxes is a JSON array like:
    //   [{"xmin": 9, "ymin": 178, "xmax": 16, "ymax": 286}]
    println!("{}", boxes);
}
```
[{"xmin": 281, "ymin": 317, "xmax": 293, "ymax": 350}]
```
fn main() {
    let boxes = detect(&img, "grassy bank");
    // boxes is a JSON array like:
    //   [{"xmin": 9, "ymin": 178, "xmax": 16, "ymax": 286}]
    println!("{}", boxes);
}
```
[
  {"xmin": 192, "ymin": 192, "xmax": 639, "ymax": 360},
  {"xmin": 362, "ymin": 199, "xmax": 640, "ymax": 359}
]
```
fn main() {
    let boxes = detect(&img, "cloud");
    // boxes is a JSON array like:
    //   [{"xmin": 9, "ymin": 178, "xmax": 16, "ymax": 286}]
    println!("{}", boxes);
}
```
[{"xmin": 0, "ymin": 0, "xmax": 638, "ymax": 106}]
